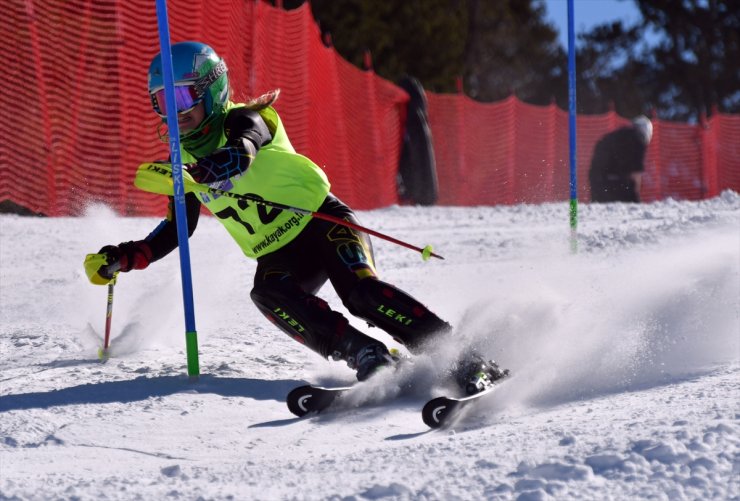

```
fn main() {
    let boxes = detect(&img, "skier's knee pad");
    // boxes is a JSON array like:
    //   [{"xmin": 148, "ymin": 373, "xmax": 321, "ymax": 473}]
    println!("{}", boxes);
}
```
[
  {"xmin": 251, "ymin": 282, "xmax": 354, "ymax": 359},
  {"xmin": 344, "ymin": 278, "xmax": 450, "ymax": 350},
  {"xmin": 250, "ymin": 281, "xmax": 298, "ymax": 325},
  {"xmin": 251, "ymin": 282, "xmax": 314, "ymax": 346},
  {"xmin": 344, "ymin": 278, "xmax": 386, "ymax": 319}
]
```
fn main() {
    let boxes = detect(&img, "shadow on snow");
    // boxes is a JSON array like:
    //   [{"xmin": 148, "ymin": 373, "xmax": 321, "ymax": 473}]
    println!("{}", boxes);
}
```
[{"xmin": 0, "ymin": 374, "xmax": 305, "ymax": 412}]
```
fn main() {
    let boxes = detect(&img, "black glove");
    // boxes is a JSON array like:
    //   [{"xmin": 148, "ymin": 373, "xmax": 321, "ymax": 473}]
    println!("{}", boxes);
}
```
[
  {"xmin": 99, "ymin": 241, "xmax": 153, "ymax": 276},
  {"xmin": 96, "ymin": 245, "xmax": 123, "ymax": 280},
  {"xmin": 84, "ymin": 241, "xmax": 153, "ymax": 285}
]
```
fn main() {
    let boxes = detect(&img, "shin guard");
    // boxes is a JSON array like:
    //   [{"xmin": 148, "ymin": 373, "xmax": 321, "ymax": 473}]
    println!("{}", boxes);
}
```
[
  {"xmin": 344, "ymin": 278, "xmax": 451, "ymax": 351},
  {"xmin": 251, "ymin": 282, "xmax": 381, "ymax": 365}
]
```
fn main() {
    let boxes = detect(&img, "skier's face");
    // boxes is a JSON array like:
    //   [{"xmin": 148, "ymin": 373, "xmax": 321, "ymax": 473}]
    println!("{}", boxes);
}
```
[{"xmin": 177, "ymin": 101, "xmax": 206, "ymax": 132}]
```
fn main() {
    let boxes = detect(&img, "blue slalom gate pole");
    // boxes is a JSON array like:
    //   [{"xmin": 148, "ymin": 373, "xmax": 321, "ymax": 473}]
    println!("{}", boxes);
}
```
[
  {"xmin": 154, "ymin": 0, "xmax": 200, "ymax": 378},
  {"xmin": 567, "ymin": 0, "xmax": 578, "ymax": 253}
]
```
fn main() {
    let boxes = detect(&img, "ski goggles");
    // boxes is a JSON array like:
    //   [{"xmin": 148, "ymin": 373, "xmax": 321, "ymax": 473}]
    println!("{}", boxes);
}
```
[
  {"xmin": 150, "ymin": 85, "xmax": 203, "ymax": 117},
  {"xmin": 150, "ymin": 60, "xmax": 227, "ymax": 118}
]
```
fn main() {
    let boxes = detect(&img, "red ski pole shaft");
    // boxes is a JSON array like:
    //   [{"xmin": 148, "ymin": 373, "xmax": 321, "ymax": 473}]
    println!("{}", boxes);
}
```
[
  {"xmin": 103, "ymin": 280, "xmax": 115, "ymax": 350},
  {"xmin": 217, "ymin": 188, "xmax": 444, "ymax": 259},
  {"xmin": 135, "ymin": 162, "xmax": 445, "ymax": 260},
  {"xmin": 309, "ymin": 211, "xmax": 441, "ymax": 258},
  {"xmin": 208, "ymin": 187, "xmax": 444, "ymax": 260}
]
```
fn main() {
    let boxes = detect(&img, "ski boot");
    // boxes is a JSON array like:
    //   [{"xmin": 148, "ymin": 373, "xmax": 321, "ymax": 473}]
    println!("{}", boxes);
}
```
[
  {"xmin": 452, "ymin": 352, "xmax": 509, "ymax": 395},
  {"xmin": 354, "ymin": 344, "xmax": 401, "ymax": 381},
  {"xmin": 327, "ymin": 321, "xmax": 403, "ymax": 381}
]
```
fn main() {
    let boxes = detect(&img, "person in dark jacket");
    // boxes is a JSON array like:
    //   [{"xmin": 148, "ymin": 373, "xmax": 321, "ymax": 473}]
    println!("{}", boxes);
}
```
[{"xmin": 589, "ymin": 116, "xmax": 653, "ymax": 203}]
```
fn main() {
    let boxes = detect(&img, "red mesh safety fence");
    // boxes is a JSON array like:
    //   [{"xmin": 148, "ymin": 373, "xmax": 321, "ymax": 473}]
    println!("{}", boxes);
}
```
[
  {"xmin": 3, "ymin": 0, "xmax": 738, "ymax": 216},
  {"xmin": 712, "ymin": 113, "xmax": 740, "ymax": 196},
  {"xmin": 3, "ymin": 0, "xmax": 406, "ymax": 216},
  {"xmin": 427, "ymin": 92, "xmax": 740, "ymax": 205}
]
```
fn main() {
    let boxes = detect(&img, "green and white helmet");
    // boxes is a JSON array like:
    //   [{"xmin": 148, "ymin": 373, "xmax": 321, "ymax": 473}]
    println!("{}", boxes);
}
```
[{"xmin": 147, "ymin": 41, "xmax": 229, "ymax": 123}]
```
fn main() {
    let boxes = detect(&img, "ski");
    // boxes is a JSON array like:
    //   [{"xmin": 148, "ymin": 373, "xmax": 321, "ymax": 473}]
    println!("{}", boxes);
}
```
[
  {"xmin": 286, "ymin": 384, "xmax": 354, "ymax": 417},
  {"xmin": 288, "ymin": 359, "xmax": 510, "ymax": 425},
  {"xmin": 422, "ymin": 387, "xmax": 496, "ymax": 428},
  {"xmin": 422, "ymin": 376, "xmax": 508, "ymax": 429},
  {"xmin": 287, "ymin": 349, "xmax": 413, "ymax": 417}
]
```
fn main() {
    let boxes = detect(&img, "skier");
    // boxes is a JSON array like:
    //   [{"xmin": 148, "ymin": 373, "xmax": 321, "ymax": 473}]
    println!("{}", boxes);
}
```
[
  {"xmin": 589, "ymin": 115, "xmax": 653, "ymax": 203},
  {"xmin": 83, "ymin": 41, "xmax": 504, "ymax": 390}
]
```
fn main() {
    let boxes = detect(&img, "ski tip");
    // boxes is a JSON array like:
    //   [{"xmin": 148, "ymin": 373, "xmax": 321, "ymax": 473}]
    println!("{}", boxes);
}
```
[
  {"xmin": 422, "ymin": 396, "xmax": 458, "ymax": 429},
  {"xmin": 286, "ymin": 385, "xmax": 320, "ymax": 417},
  {"xmin": 286, "ymin": 385, "xmax": 351, "ymax": 417}
]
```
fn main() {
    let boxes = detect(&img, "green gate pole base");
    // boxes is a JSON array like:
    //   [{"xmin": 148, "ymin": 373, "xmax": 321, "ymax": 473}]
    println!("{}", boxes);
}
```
[
  {"xmin": 569, "ymin": 198, "xmax": 578, "ymax": 254},
  {"xmin": 186, "ymin": 330, "xmax": 200, "ymax": 379}
]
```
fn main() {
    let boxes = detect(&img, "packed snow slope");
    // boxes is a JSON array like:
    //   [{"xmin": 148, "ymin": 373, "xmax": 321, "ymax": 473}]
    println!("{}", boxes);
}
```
[{"xmin": 1, "ymin": 192, "xmax": 739, "ymax": 500}]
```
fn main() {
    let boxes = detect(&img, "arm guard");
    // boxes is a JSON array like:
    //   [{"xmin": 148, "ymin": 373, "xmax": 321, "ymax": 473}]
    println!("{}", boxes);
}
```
[
  {"xmin": 188, "ymin": 108, "xmax": 272, "ymax": 184},
  {"xmin": 143, "ymin": 192, "xmax": 202, "ymax": 263}
]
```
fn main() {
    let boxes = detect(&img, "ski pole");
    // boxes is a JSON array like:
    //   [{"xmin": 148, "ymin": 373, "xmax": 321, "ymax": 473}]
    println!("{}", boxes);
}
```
[
  {"xmin": 135, "ymin": 162, "xmax": 444, "ymax": 261},
  {"xmin": 203, "ymin": 187, "xmax": 441, "ymax": 260},
  {"xmin": 98, "ymin": 275, "xmax": 116, "ymax": 360}
]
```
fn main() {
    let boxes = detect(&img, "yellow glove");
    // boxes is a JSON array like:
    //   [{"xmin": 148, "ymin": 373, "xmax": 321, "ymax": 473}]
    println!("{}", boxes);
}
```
[{"xmin": 84, "ymin": 252, "xmax": 119, "ymax": 285}]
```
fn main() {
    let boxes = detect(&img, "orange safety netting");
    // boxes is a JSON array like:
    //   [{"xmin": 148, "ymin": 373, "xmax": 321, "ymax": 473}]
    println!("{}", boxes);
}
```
[
  {"xmin": 3, "ymin": 0, "xmax": 739, "ymax": 217},
  {"xmin": 427, "ymin": 94, "xmax": 740, "ymax": 206},
  {"xmin": 4, "ymin": 0, "xmax": 406, "ymax": 216}
]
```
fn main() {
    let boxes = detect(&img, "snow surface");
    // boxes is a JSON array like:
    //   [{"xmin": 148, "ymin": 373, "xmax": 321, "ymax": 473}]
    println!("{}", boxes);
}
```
[{"xmin": 1, "ymin": 192, "xmax": 739, "ymax": 500}]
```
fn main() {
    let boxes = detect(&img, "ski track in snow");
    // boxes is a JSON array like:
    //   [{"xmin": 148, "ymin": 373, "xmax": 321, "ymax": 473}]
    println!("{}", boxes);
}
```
[{"xmin": 1, "ymin": 192, "xmax": 738, "ymax": 500}]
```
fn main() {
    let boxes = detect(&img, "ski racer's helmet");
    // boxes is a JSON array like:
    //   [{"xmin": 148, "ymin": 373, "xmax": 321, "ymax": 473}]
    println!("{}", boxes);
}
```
[{"xmin": 147, "ymin": 41, "xmax": 229, "ymax": 124}]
